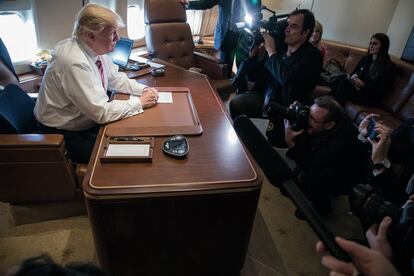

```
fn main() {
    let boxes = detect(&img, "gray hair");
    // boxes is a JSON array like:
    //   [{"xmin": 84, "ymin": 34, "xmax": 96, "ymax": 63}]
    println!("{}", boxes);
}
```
[{"xmin": 72, "ymin": 3, "xmax": 124, "ymax": 39}]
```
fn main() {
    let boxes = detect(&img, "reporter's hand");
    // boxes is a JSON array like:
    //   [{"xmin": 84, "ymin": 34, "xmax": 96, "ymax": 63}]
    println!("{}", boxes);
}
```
[
  {"xmin": 140, "ymin": 87, "xmax": 158, "ymax": 109},
  {"xmin": 284, "ymin": 119, "xmax": 304, "ymax": 148},
  {"xmin": 358, "ymin": 113, "xmax": 378, "ymax": 137},
  {"xmin": 369, "ymin": 122, "xmax": 391, "ymax": 164},
  {"xmin": 366, "ymin": 216, "xmax": 393, "ymax": 260},
  {"xmin": 316, "ymin": 237, "xmax": 400, "ymax": 276},
  {"xmin": 261, "ymin": 33, "xmax": 276, "ymax": 57}
]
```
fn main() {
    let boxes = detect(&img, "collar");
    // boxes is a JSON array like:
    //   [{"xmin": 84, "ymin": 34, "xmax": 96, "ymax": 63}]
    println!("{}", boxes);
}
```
[
  {"xmin": 286, "ymin": 41, "xmax": 311, "ymax": 57},
  {"xmin": 75, "ymin": 37, "xmax": 100, "ymax": 63}
]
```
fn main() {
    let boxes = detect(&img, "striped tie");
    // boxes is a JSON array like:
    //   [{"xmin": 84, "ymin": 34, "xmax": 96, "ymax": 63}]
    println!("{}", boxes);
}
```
[{"xmin": 96, "ymin": 58, "xmax": 105, "ymax": 90}]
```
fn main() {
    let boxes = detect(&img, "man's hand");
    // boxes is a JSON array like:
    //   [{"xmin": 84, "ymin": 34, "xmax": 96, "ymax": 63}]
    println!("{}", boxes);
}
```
[
  {"xmin": 140, "ymin": 87, "xmax": 158, "ymax": 109},
  {"xmin": 366, "ymin": 216, "xmax": 393, "ymax": 260},
  {"xmin": 316, "ymin": 237, "xmax": 400, "ymax": 276},
  {"xmin": 261, "ymin": 33, "xmax": 276, "ymax": 57},
  {"xmin": 179, "ymin": 0, "xmax": 189, "ymax": 7},
  {"xmin": 369, "ymin": 121, "xmax": 391, "ymax": 164},
  {"xmin": 284, "ymin": 119, "xmax": 304, "ymax": 148},
  {"xmin": 358, "ymin": 113, "xmax": 378, "ymax": 137}
]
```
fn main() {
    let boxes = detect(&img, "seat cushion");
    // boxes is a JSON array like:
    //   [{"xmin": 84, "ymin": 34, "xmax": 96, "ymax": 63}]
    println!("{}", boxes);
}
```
[{"xmin": 0, "ymin": 84, "xmax": 36, "ymax": 134}]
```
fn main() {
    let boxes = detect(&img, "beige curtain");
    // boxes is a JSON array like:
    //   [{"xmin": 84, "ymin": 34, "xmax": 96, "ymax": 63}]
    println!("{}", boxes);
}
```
[{"xmin": 186, "ymin": 6, "xmax": 218, "ymax": 36}]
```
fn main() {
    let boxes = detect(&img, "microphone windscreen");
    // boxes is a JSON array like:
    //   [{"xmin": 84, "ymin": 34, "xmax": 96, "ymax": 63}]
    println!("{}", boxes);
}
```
[{"xmin": 233, "ymin": 115, "xmax": 293, "ymax": 187}]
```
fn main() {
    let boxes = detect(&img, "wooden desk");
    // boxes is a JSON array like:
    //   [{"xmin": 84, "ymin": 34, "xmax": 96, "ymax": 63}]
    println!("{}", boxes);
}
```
[{"xmin": 83, "ymin": 64, "xmax": 262, "ymax": 276}]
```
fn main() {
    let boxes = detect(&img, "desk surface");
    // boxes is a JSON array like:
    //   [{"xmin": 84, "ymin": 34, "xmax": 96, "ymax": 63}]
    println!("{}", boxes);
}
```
[{"xmin": 83, "ymin": 63, "xmax": 260, "ymax": 198}]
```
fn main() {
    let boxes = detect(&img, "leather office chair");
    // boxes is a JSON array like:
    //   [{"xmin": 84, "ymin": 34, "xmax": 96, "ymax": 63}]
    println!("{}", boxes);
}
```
[
  {"xmin": 0, "ymin": 41, "xmax": 86, "ymax": 224},
  {"xmin": 144, "ymin": 0, "xmax": 234, "ymax": 100}
]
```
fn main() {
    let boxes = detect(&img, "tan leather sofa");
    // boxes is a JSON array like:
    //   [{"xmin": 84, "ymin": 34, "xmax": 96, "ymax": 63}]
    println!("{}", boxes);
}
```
[{"xmin": 315, "ymin": 40, "xmax": 414, "ymax": 129}]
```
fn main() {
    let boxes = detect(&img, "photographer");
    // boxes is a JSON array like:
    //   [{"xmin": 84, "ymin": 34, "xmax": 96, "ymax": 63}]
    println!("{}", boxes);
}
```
[
  {"xmin": 284, "ymin": 96, "xmax": 368, "ymax": 218},
  {"xmin": 230, "ymin": 9, "xmax": 323, "ymax": 147},
  {"xmin": 358, "ymin": 115, "xmax": 414, "ymax": 204}
]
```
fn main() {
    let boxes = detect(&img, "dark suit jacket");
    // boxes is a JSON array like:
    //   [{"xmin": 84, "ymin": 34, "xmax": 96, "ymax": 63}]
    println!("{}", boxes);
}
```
[
  {"xmin": 188, "ymin": 0, "xmax": 235, "ymax": 50},
  {"xmin": 0, "ymin": 38, "xmax": 18, "ymax": 81}
]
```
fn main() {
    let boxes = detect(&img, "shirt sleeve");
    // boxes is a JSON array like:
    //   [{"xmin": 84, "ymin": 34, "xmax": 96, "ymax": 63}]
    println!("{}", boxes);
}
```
[
  {"xmin": 104, "ymin": 56, "xmax": 146, "ymax": 96},
  {"xmin": 62, "ymin": 61, "xmax": 143, "ymax": 125}
]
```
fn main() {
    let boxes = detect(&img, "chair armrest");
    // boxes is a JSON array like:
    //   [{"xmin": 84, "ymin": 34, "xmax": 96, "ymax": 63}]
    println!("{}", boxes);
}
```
[
  {"xmin": 0, "ymin": 134, "xmax": 64, "ymax": 148},
  {"xmin": 194, "ymin": 52, "xmax": 228, "ymax": 79}
]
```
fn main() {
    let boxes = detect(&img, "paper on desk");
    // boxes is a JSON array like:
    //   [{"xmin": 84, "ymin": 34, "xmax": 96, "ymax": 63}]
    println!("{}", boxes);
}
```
[
  {"xmin": 106, "ymin": 144, "xmax": 150, "ymax": 157},
  {"xmin": 130, "ymin": 54, "xmax": 165, "ymax": 69},
  {"xmin": 157, "ymin": 92, "xmax": 173, "ymax": 103}
]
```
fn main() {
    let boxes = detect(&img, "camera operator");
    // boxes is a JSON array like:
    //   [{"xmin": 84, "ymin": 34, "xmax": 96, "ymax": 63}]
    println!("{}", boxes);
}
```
[
  {"xmin": 284, "ymin": 96, "xmax": 368, "ymax": 218},
  {"xmin": 230, "ymin": 9, "xmax": 323, "ymax": 147},
  {"xmin": 358, "ymin": 115, "xmax": 414, "ymax": 204}
]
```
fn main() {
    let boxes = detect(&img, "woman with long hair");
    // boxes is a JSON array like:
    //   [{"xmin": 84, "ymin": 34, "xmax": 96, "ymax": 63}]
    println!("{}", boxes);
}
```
[
  {"xmin": 332, "ymin": 33, "xmax": 395, "ymax": 107},
  {"xmin": 310, "ymin": 20, "xmax": 327, "ymax": 57}
]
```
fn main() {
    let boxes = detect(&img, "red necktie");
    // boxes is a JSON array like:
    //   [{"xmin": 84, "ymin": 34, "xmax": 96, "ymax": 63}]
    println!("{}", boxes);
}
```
[{"xmin": 96, "ymin": 58, "xmax": 105, "ymax": 90}]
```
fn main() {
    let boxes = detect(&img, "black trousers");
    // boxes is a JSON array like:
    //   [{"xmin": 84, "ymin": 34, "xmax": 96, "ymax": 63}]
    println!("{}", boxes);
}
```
[
  {"xmin": 220, "ymin": 30, "xmax": 246, "ymax": 78},
  {"xmin": 36, "ymin": 123, "xmax": 100, "ymax": 164}
]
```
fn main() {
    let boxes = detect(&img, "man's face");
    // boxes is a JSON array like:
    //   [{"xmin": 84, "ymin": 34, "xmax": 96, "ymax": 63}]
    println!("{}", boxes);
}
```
[
  {"xmin": 284, "ymin": 14, "xmax": 309, "ymax": 47},
  {"xmin": 88, "ymin": 25, "xmax": 120, "ymax": 55},
  {"xmin": 307, "ymin": 104, "xmax": 332, "ymax": 135}
]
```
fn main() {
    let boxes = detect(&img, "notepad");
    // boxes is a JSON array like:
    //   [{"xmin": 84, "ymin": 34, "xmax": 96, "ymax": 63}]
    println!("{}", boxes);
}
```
[
  {"xmin": 157, "ymin": 92, "xmax": 173, "ymax": 103},
  {"xmin": 106, "ymin": 144, "xmax": 150, "ymax": 157}
]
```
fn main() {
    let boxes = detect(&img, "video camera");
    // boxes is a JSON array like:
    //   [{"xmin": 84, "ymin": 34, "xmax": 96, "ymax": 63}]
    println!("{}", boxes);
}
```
[
  {"xmin": 267, "ymin": 101, "xmax": 310, "ymax": 131},
  {"xmin": 350, "ymin": 184, "xmax": 414, "ymax": 262},
  {"xmin": 236, "ymin": 1, "xmax": 288, "ymax": 53}
]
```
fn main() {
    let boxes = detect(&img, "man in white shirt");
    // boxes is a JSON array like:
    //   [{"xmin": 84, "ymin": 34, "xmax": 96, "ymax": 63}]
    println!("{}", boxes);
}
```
[{"xmin": 35, "ymin": 3, "xmax": 158, "ymax": 163}]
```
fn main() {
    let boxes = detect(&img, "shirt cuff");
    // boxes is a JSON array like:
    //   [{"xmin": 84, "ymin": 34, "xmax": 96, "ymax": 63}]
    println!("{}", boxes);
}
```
[
  {"xmin": 129, "ymin": 95, "xmax": 144, "ymax": 114},
  {"xmin": 358, "ymin": 133, "xmax": 369, "ymax": 143}
]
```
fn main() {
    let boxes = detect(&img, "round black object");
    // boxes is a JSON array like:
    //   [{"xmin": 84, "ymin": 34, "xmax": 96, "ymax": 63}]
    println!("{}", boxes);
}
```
[
  {"xmin": 151, "ymin": 68, "xmax": 165, "ymax": 76},
  {"xmin": 162, "ymin": 135, "xmax": 189, "ymax": 158}
]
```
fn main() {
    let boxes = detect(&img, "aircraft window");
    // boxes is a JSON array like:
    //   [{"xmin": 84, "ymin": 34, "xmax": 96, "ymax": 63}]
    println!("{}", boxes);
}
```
[
  {"xmin": 0, "ymin": 12, "xmax": 37, "ymax": 62},
  {"xmin": 186, "ymin": 10, "xmax": 203, "ymax": 35},
  {"xmin": 127, "ymin": 4, "xmax": 144, "ymax": 40}
]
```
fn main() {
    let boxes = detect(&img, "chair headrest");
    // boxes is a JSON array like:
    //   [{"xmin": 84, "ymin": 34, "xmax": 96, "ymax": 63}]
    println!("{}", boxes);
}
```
[
  {"xmin": 0, "ymin": 84, "xmax": 36, "ymax": 134},
  {"xmin": 144, "ymin": 0, "xmax": 187, "ymax": 24}
]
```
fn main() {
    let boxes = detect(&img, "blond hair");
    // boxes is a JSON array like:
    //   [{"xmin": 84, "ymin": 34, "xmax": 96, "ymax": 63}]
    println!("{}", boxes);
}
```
[
  {"xmin": 72, "ymin": 3, "xmax": 124, "ymax": 39},
  {"xmin": 311, "ymin": 20, "xmax": 324, "ymax": 48}
]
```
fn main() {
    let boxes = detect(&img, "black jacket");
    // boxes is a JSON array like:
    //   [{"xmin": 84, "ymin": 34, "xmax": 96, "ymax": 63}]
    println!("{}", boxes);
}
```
[
  {"xmin": 351, "ymin": 55, "xmax": 395, "ymax": 106},
  {"xmin": 265, "ymin": 41, "xmax": 323, "ymax": 107},
  {"xmin": 287, "ymin": 117, "xmax": 368, "ymax": 194},
  {"xmin": 370, "ymin": 119, "xmax": 414, "ymax": 204}
]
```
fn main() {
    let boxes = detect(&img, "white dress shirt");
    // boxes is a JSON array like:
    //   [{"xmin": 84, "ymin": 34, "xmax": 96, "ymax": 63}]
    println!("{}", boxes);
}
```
[{"xmin": 34, "ymin": 38, "xmax": 146, "ymax": 131}]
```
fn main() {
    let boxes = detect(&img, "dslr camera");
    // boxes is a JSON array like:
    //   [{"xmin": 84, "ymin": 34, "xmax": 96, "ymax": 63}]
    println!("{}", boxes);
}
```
[
  {"xmin": 350, "ymin": 184, "xmax": 414, "ymax": 263},
  {"xmin": 236, "ymin": 1, "xmax": 288, "ymax": 52},
  {"xmin": 267, "ymin": 101, "xmax": 310, "ymax": 131}
]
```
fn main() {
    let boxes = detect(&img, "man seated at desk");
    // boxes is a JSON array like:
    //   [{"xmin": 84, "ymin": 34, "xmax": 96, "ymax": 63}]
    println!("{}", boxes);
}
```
[{"xmin": 35, "ymin": 3, "xmax": 158, "ymax": 163}]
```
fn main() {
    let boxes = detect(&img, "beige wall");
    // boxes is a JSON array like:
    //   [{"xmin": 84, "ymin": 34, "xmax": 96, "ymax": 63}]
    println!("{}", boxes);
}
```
[
  {"xmin": 34, "ymin": 0, "xmax": 83, "ymax": 50},
  {"xmin": 262, "ymin": 0, "xmax": 413, "ymax": 58},
  {"xmin": 387, "ymin": 0, "xmax": 414, "ymax": 57}
]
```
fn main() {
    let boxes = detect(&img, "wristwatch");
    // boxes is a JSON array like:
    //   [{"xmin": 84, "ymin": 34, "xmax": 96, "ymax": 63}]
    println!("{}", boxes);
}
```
[{"xmin": 372, "ymin": 158, "xmax": 391, "ymax": 170}]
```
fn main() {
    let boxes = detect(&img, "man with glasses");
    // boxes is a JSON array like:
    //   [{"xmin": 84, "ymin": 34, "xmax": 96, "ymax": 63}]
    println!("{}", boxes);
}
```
[
  {"xmin": 34, "ymin": 4, "xmax": 158, "ymax": 163},
  {"xmin": 284, "ymin": 96, "xmax": 368, "ymax": 219}
]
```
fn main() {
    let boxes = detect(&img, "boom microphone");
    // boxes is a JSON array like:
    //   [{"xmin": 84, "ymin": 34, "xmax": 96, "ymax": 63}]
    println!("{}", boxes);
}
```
[{"xmin": 233, "ymin": 115, "xmax": 352, "ymax": 262}]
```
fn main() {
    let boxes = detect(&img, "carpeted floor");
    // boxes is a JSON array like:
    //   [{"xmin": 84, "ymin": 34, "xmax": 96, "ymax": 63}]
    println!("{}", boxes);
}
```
[{"xmin": 0, "ymin": 119, "xmax": 364, "ymax": 275}]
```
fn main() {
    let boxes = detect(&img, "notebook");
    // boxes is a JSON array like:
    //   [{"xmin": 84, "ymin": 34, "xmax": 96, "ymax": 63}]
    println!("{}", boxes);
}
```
[{"xmin": 107, "ymin": 37, "xmax": 134, "ymax": 69}]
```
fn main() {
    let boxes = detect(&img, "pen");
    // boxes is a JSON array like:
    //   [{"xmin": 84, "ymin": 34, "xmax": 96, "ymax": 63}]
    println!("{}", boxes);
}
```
[{"xmin": 110, "ymin": 136, "xmax": 145, "ymax": 142}]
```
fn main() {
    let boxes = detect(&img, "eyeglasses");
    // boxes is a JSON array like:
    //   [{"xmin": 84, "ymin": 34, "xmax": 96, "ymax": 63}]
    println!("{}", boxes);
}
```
[{"xmin": 309, "ymin": 114, "xmax": 327, "ymax": 124}]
